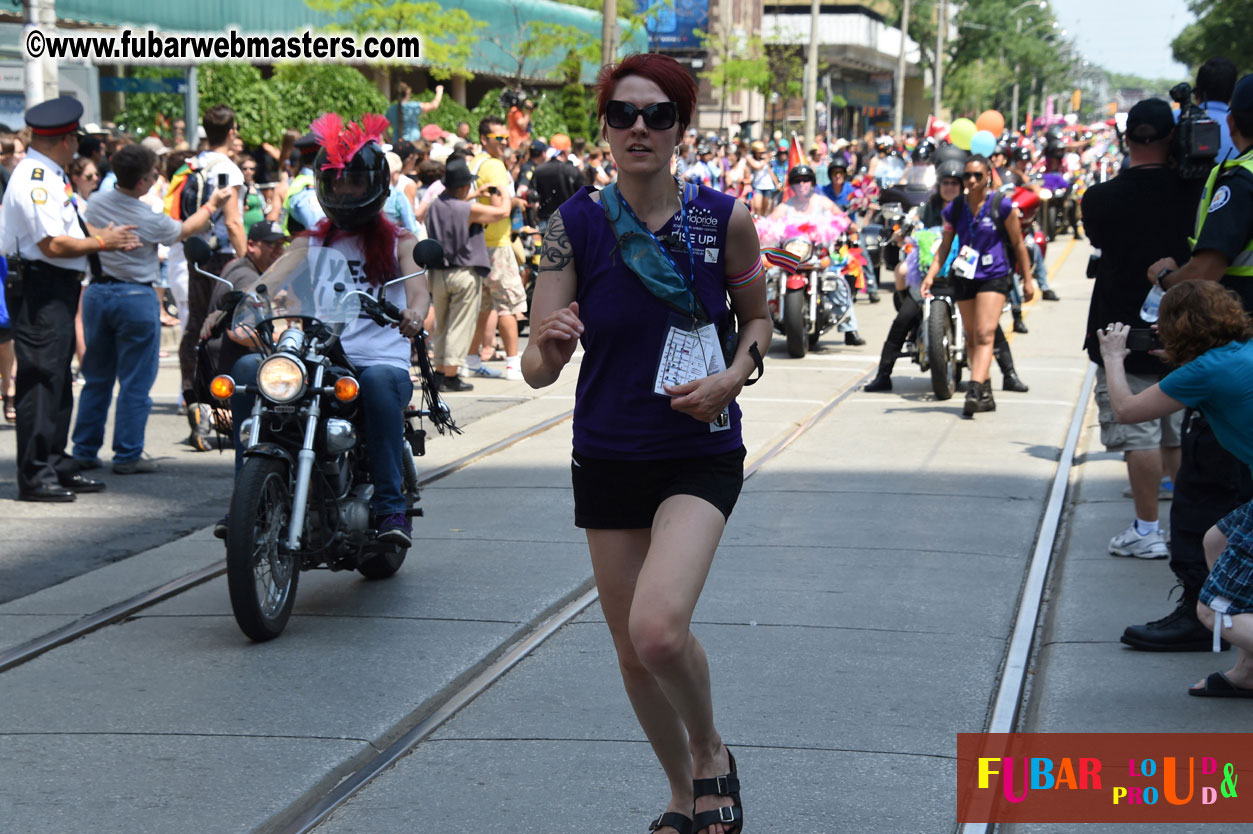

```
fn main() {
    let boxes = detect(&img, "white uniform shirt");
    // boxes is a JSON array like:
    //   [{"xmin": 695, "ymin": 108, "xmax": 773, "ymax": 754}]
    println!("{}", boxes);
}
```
[
  {"xmin": 310, "ymin": 235, "xmax": 409, "ymax": 372},
  {"xmin": 0, "ymin": 147, "xmax": 87, "ymax": 271}
]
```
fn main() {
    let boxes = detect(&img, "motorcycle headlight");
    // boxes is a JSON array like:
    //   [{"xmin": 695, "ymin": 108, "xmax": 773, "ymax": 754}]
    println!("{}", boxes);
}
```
[
  {"xmin": 1039, "ymin": 188, "xmax": 1053, "ymax": 200},
  {"xmin": 783, "ymin": 238, "xmax": 813, "ymax": 261},
  {"xmin": 256, "ymin": 355, "xmax": 306, "ymax": 403}
]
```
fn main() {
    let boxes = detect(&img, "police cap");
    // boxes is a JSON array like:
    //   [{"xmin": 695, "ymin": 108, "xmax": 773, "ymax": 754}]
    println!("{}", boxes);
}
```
[
  {"xmin": 294, "ymin": 132, "xmax": 320, "ymax": 155},
  {"xmin": 1230, "ymin": 74, "xmax": 1253, "ymax": 116},
  {"xmin": 25, "ymin": 96, "xmax": 83, "ymax": 137}
]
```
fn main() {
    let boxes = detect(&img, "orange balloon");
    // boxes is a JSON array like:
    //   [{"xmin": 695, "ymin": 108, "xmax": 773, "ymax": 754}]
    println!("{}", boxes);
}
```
[{"xmin": 976, "ymin": 110, "xmax": 1005, "ymax": 135}]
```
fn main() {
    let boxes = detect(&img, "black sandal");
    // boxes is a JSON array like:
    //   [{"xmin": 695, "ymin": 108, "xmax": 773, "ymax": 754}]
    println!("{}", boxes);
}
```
[
  {"xmin": 649, "ymin": 811, "xmax": 693, "ymax": 834},
  {"xmin": 3, "ymin": 393, "xmax": 15, "ymax": 423},
  {"xmin": 692, "ymin": 748, "xmax": 743, "ymax": 833}
]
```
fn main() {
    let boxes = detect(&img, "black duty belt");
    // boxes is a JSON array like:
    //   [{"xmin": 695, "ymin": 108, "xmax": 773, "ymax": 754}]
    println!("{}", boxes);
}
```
[{"xmin": 19, "ymin": 259, "xmax": 83, "ymax": 281}]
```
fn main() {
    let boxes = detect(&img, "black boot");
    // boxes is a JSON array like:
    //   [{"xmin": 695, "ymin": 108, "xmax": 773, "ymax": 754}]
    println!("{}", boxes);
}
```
[
  {"xmin": 1121, "ymin": 587, "xmax": 1228, "ymax": 652},
  {"xmin": 864, "ymin": 370, "xmax": 892, "ymax": 392},
  {"xmin": 868, "ymin": 289, "xmax": 881, "ymax": 303},
  {"xmin": 844, "ymin": 331, "xmax": 866, "ymax": 346},
  {"xmin": 1012, "ymin": 308, "xmax": 1028, "ymax": 334},
  {"xmin": 1042, "ymin": 289, "xmax": 1060, "ymax": 301},
  {"xmin": 994, "ymin": 329, "xmax": 1029, "ymax": 392},
  {"xmin": 963, "ymin": 380, "xmax": 996, "ymax": 417}
]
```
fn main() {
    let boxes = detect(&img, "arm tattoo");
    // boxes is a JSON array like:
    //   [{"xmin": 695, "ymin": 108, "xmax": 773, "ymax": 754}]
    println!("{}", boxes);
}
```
[{"xmin": 539, "ymin": 212, "xmax": 574, "ymax": 273}]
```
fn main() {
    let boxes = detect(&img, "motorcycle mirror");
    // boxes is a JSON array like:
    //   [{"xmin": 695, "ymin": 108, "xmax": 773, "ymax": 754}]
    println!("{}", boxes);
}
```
[
  {"xmin": 333, "ymin": 282, "xmax": 346, "ymax": 293},
  {"xmin": 414, "ymin": 239, "xmax": 444, "ymax": 269},
  {"xmin": 183, "ymin": 236, "xmax": 212, "ymax": 265}
]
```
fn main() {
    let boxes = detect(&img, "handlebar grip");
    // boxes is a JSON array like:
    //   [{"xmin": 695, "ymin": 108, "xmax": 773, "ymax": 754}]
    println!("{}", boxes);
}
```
[{"xmin": 379, "ymin": 299, "xmax": 403, "ymax": 320}]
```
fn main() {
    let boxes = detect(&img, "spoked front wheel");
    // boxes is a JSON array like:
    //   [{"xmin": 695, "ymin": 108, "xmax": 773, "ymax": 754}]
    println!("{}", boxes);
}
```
[{"xmin": 226, "ymin": 457, "xmax": 300, "ymax": 642}]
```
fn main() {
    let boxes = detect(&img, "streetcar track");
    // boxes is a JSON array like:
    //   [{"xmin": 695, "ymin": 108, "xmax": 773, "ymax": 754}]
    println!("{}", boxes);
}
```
[{"xmin": 0, "ymin": 409, "xmax": 574, "ymax": 675}]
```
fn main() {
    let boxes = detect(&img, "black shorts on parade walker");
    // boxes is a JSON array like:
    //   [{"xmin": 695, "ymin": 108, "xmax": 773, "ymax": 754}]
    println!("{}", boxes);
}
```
[
  {"xmin": 1201, "ymin": 498, "xmax": 1253, "ymax": 616},
  {"xmin": 952, "ymin": 273, "xmax": 1013, "ymax": 301},
  {"xmin": 571, "ymin": 446, "xmax": 747, "ymax": 529}
]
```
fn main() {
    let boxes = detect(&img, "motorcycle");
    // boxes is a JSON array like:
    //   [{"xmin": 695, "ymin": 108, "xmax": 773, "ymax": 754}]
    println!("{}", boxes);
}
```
[
  {"xmin": 896, "ymin": 220, "xmax": 967, "ymax": 400},
  {"xmin": 757, "ymin": 215, "xmax": 858, "ymax": 358},
  {"xmin": 1037, "ymin": 172, "xmax": 1073, "ymax": 241},
  {"xmin": 191, "ymin": 238, "xmax": 458, "ymax": 642}
]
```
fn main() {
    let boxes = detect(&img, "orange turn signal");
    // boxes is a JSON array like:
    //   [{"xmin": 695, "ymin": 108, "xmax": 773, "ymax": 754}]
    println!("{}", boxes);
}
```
[
  {"xmin": 820, "ymin": 256, "xmax": 831, "ymax": 268},
  {"xmin": 334, "ymin": 377, "xmax": 360, "ymax": 402},
  {"xmin": 210, "ymin": 375, "xmax": 235, "ymax": 400}
]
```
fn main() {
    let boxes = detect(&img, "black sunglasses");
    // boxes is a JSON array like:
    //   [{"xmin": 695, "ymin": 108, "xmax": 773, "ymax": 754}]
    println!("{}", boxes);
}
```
[
  {"xmin": 605, "ymin": 100, "xmax": 678, "ymax": 131},
  {"xmin": 962, "ymin": 171, "xmax": 985, "ymax": 181}
]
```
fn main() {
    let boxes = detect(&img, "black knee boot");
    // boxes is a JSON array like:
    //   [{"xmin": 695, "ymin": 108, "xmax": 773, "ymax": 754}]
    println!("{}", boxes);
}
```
[
  {"xmin": 1012, "ymin": 308, "xmax": 1028, "ymax": 334},
  {"xmin": 994, "ymin": 326, "xmax": 1029, "ymax": 392}
]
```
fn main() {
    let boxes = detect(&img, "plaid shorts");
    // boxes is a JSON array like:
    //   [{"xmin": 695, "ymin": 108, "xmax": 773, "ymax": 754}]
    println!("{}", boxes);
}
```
[{"xmin": 1201, "ymin": 499, "xmax": 1253, "ymax": 615}]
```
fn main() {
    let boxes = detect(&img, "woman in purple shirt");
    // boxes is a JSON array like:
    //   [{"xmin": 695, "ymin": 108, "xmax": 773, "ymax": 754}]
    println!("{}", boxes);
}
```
[
  {"xmin": 921, "ymin": 154, "xmax": 1034, "ymax": 416},
  {"xmin": 522, "ymin": 53, "xmax": 770, "ymax": 834}
]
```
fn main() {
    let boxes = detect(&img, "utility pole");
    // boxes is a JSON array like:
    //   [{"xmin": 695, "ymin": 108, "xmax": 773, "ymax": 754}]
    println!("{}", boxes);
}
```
[
  {"xmin": 933, "ymin": 0, "xmax": 945, "ymax": 117},
  {"xmin": 804, "ymin": 0, "xmax": 820, "ymax": 148},
  {"xmin": 894, "ymin": 0, "xmax": 910, "ymax": 135},
  {"xmin": 601, "ymin": 0, "xmax": 617, "ymax": 68}
]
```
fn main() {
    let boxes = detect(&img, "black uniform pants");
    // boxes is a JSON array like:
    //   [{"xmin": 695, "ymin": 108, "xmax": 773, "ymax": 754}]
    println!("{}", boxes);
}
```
[
  {"xmin": 179, "ymin": 251, "xmax": 233, "ymax": 401},
  {"xmin": 6, "ymin": 265, "xmax": 83, "ymax": 492},
  {"xmin": 1170, "ymin": 409, "xmax": 1253, "ymax": 599}
]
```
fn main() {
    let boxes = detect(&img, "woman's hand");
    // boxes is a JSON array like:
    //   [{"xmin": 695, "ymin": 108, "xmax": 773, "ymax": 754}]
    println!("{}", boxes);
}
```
[
  {"xmin": 920, "ymin": 273, "xmax": 934, "ymax": 299},
  {"xmin": 397, "ymin": 308, "xmax": 424, "ymax": 338},
  {"xmin": 1021, "ymin": 274, "xmax": 1036, "ymax": 302},
  {"xmin": 1098, "ymin": 321, "xmax": 1131, "ymax": 363},
  {"xmin": 665, "ymin": 369, "xmax": 742, "ymax": 423},
  {"xmin": 533, "ymin": 301, "xmax": 582, "ymax": 372}
]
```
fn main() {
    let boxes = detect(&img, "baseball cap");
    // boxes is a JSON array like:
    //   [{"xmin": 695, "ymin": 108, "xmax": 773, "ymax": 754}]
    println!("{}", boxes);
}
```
[
  {"xmin": 421, "ymin": 123, "xmax": 448, "ymax": 142},
  {"xmin": 549, "ymin": 133, "xmax": 571, "ymax": 151},
  {"xmin": 529, "ymin": 139, "xmax": 548, "ymax": 156},
  {"xmin": 1126, "ymin": 98, "xmax": 1175, "ymax": 143},
  {"xmin": 1231, "ymin": 74, "xmax": 1253, "ymax": 115},
  {"xmin": 385, "ymin": 151, "xmax": 402, "ymax": 174},
  {"xmin": 140, "ymin": 135, "xmax": 169, "ymax": 156},
  {"xmin": 248, "ymin": 220, "xmax": 285, "ymax": 243}
]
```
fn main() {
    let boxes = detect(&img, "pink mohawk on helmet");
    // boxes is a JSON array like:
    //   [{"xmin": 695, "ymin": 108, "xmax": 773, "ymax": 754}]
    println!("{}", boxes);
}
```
[{"xmin": 309, "ymin": 112, "xmax": 391, "ymax": 172}]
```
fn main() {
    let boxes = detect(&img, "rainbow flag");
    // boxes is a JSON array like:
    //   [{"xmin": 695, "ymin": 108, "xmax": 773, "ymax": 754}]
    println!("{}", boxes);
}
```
[{"xmin": 762, "ymin": 247, "xmax": 803, "ymax": 274}]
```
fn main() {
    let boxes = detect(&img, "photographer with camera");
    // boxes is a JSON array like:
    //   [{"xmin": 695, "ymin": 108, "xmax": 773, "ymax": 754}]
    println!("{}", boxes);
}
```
[
  {"xmin": 1081, "ymin": 99, "xmax": 1194, "ymax": 561},
  {"xmin": 1183, "ymin": 58, "xmax": 1237, "ymax": 165},
  {"xmin": 1122, "ymin": 74, "xmax": 1253, "ymax": 651}
]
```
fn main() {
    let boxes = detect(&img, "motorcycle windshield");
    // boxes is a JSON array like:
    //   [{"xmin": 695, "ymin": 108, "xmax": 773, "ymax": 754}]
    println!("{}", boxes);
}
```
[
  {"xmin": 901, "ymin": 165, "xmax": 935, "ymax": 192},
  {"xmin": 876, "ymin": 157, "xmax": 906, "ymax": 185},
  {"xmin": 231, "ymin": 246, "xmax": 362, "ymax": 335}
]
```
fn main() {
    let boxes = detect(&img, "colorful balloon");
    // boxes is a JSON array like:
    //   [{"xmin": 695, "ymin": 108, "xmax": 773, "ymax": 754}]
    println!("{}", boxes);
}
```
[
  {"xmin": 970, "ymin": 130, "xmax": 997, "ymax": 157},
  {"xmin": 976, "ymin": 110, "xmax": 1005, "ymax": 135},
  {"xmin": 949, "ymin": 118, "xmax": 976, "ymax": 151}
]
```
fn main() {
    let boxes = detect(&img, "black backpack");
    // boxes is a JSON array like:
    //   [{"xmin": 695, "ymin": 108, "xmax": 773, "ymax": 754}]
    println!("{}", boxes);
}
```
[{"xmin": 178, "ymin": 159, "xmax": 221, "ymax": 249}]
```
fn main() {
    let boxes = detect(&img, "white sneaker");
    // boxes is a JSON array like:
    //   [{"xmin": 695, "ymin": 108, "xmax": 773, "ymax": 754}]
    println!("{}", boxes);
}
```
[
  {"xmin": 1109, "ymin": 525, "xmax": 1169, "ymax": 560},
  {"xmin": 503, "ymin": 366, "xmax": 523, "ymax": 380}
]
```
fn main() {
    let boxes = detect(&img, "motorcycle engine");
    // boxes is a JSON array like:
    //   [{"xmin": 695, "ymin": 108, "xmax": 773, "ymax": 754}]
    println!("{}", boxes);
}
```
[{"xmin": 343, "ymin": 484, "xmax": 374, "ymax": 547}]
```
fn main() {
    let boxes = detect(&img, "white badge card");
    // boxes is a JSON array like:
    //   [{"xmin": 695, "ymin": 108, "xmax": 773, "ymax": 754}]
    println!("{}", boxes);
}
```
[
  {"xmin": 654, "ymin": 322, "xmax": 726, "ymax": 396},
  {"xmin": 953, "ymin": 245, "xmax": 979, "ymax": 279}
]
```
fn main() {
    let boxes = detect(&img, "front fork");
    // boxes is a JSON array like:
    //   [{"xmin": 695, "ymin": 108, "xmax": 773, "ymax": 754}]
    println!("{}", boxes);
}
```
[{"xmin": 286, "ymin": 363, "xmax": 326, "ymax": 552}]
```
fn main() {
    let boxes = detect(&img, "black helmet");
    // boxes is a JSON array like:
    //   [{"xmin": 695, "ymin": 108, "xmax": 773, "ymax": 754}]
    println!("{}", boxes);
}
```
[
  {"xmin": 992, "ymin": 142, "xmax": 1009, "ymax": 158},
  {"xmin": 912, "ymin": 137, "xmax": 936, "ymax": 163},
  {"xmin": 1013, "ymin": 145, "xmax": 1032, "ymax": 163},
  {"xmin": 314, "ymin": 140, "xmax": 389, "ymax": 229},
  {"xmin": 787, "ymin": 164, "xmax": 816, "ymax": 184},
  {"xmin": 935, "ymin": 158, "xmax": 964, "ymax": 182}
]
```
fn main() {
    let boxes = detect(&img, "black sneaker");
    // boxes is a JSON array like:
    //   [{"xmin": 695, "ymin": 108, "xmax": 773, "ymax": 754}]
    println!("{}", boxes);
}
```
[
  {"xmin": 439, "ymin": 374, "xmax": 474, "ymax": 393},
  {"xmin": 844, "ymin": 331, "xmax": 866, "ymax": 346},
  {"xmin": 1121, "ymin": 599, "xmax": 1228, "ymax": 652},
  {"xmin": 1041, "ymin": 289, "xmax": 1060, "ymax": 301},
  {"xmin": 213, "ymin": 516, "xmax": 229, "ymax": 540}
]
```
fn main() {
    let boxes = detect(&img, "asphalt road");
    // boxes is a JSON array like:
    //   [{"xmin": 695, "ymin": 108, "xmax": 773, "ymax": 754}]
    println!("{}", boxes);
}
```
[{"xmin": 0, "ymin": 338, "xmax": 532, "ymax": 604}]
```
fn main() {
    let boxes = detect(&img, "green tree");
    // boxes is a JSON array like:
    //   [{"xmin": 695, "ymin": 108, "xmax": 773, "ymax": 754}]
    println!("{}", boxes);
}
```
[
  {"xmin": 696, "ymin": 27, "xmax": 772, "ymax": 132},
  {"xmin": 113, "ymin": 67, "xmax": 183, "ymax": 138},
  {"xmin": 199, "ymin": 64, "xmax": 286, "ymax": 147},
  {"xmin": 272, "ymin": 64, "xmax": 388, "ymax": 134},
  {"xmin": 1171, "ymin": 0, "xmax": 1253, "ymax": 76},
  {"xmin": 304, "ymin": 0, "xmax": 485, "ymax": 81},
  {"xmin": 484, "ymin": 0, "xmax": 599, "ymax": 87}
]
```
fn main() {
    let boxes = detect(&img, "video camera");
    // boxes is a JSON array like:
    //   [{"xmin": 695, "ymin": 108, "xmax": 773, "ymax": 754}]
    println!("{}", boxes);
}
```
[
  {"xmin": 501, "ymin": 89, "xmax": 525, "ymax": 110},
  {"xmin": 1170, "ymin": 82, "xmax": 1221, "ymax": 179}
]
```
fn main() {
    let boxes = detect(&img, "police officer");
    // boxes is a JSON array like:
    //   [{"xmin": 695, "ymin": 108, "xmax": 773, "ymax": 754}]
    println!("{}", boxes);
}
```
[
  {"xmin": 1, "ymin": 96, "xmax": 139, "ymax": 501},
  {"xmin": 282, "ymin": 133, "xmax": 324, "ymax": 234},
  {"xmin": 1125, "ymin": 74, "xmax": 1253, "ymax": 650}
]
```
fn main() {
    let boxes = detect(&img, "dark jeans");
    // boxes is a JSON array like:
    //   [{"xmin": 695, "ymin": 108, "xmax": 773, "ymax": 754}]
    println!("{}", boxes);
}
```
[
  {"xmin": 230, "ymin": 355, "xmax": 414, "ymax": 514},
  {"xmin": 1171, "ymin": 410, "xmax": 1253, "ymax": 599},
  {"xmin": 179, "ymin": 251, "xmax": 232, "ymax": 400},
  {"xmin": 7, "ymin": 266, "xmax": 81, "ymax": 491}
]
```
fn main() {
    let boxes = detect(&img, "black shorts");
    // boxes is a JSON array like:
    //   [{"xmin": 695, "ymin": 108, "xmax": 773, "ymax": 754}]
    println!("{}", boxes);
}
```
[
  {"xmin": 0, "ymin": 326, "xmax": 10, "ymax": 345},
  {"xmin": 953, "ymin": 274, "xmax": 1012, "ymax": 301},
  {"xmin": 571, "ymin": 446, "xmax": 746, "ymax": 529}
]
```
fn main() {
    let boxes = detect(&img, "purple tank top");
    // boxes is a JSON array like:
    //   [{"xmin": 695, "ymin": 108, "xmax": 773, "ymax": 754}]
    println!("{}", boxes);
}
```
[
  {"xmin": 942, "ymin": 193, "xmax": 1014, "ymax": 280},
  {"xmin": 561, "ymin": 184, "xmax": 742, "ymax": 459}
]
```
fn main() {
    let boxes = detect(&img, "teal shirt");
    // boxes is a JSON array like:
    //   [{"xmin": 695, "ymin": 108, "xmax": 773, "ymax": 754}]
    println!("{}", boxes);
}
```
[{"xmin": 1159, "ymin": 340, "xmax": 1253, "ymax": 468}]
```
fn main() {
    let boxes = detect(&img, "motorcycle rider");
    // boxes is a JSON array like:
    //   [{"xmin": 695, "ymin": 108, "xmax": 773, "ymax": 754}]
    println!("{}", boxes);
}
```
[
  {"xmin": 225, "ymin": 113, "xmax": 432, "ymax": 547},
  {"xmin": 864, "ymin": 159, "xmax": 1028, "ymax": 393},
  {"xmin": 822, "ymin": 160, "xmax": 855, "ymax": 210},
  {"xmin": 771, "ymin": 164, "xmax": 867, "ymax": 344}
]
